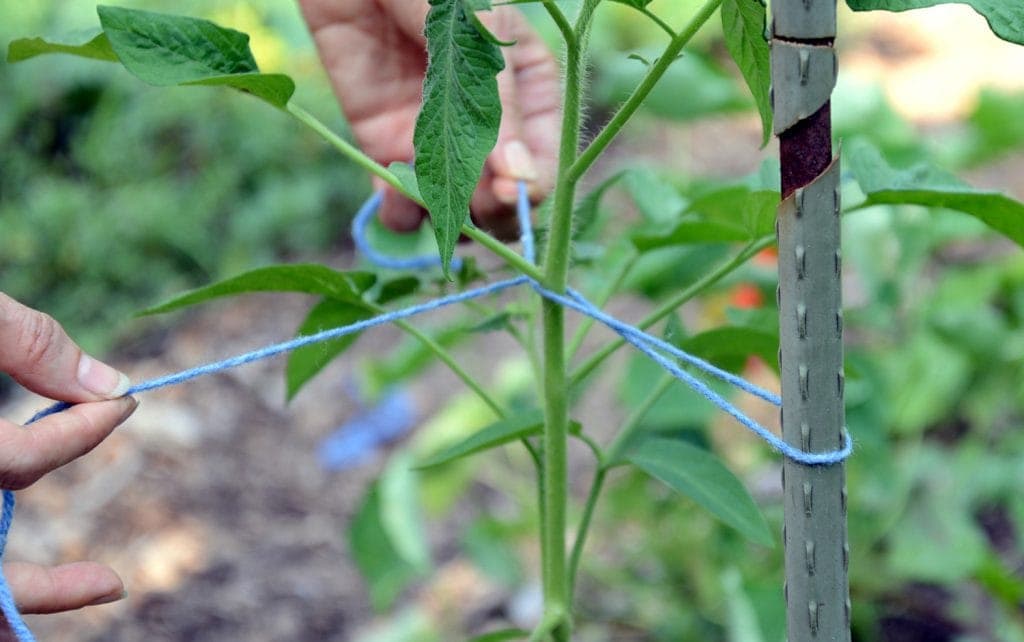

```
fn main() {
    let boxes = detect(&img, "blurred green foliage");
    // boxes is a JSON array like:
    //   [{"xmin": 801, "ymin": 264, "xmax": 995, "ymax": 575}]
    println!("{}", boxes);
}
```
[{"xmin": 0, "ymin": 1, "xmax": 367, "ymax": 353}]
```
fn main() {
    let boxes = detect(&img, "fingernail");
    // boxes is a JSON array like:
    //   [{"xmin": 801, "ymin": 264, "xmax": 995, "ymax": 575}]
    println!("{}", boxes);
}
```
[
  {"xmin": 119, "ymin": 397, "xmax": 139, "ymax": 421},
  {"xmin": 504, "ymin": 141, "xmax": 538, "ymax": 181},
  {"xmin": 87, "ymin": 588, "xmax": 126, "ymax": 607},
  {"xmin": 78, "ymin": 355, "xmax": 131, "ymax": 399},
  {"xmin": 494, "ymin": 180, "xmax": 519, "ymax": 205}
]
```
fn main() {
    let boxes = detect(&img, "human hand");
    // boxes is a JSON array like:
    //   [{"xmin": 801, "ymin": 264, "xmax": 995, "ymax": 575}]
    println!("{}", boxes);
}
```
[
  {"xmin": 0, "ymin": 293, "xmax": 136, "ymax": 630},
  {"xmin": 299, "ymin": 0, "xmax": 561, "ymax": 239}
]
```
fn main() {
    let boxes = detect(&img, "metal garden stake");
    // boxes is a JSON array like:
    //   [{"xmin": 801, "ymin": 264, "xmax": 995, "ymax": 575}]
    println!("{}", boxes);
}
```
[{"xmin": 771, "ymin": 0, "xmax": 850, "ymax": 639}]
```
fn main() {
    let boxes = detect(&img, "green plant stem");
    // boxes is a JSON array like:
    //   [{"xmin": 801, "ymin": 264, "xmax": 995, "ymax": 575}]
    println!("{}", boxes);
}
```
[
  {"xmin": 567, "ymin": 371, "xmax": 674, "ymax": 600},
  {"xmin": 371, "ymin": 306, "xmax": 505, "ymax": 418},
  {"xmin": 384, "ymin": 310, "xmax": 547, "ymax": 482},
  {"xmin": 288, "ymin": 102, "xmax": 549, "ymax": 285},
  {"xmin": 463, "ymin": 226, "xmax": 548, "ymax": 284},
  {"xmin": 540, "ymin": 299, "xmax": 570, "ymax": 639},
  {"xmin": 569, "ymin": 236, "xmax": 772, "ymax": 387},
  {"xmin": 287, "ymin": 103, "xmax": 402, "ymax": 192},
  {"xmin": 542, "ymin": 0, "xmax": 576, "ymax": 48},
  {"xmin": 536, "ymin": 4, "xmax": 601, "ymax": 639},
  {"xmin": 568, "ymin": 0, "xmax": 723, "ymax": 183},
  {"xmin": 641, "ymin": 7, "xmax": 679, "ymax": 38},
  {"xmin": 528, "ymin": 607, "xmax": 567, "ymax": 642},
  {"xmin": 566, "ymin": 253, "xmax": 638, "ymax": 362},
  {"xmin": 567, "ymin": 466, "xmax": 604, "ymax": 602},
  {"xmin": 574, "ymin": 431, "xmax": 603, "ymax": 461}
]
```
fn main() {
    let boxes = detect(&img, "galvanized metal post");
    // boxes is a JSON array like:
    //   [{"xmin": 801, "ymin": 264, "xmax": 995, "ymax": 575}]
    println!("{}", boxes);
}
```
[{"xmin": 770, "ymin": 0, "xmax": 850, "ymax": 639}]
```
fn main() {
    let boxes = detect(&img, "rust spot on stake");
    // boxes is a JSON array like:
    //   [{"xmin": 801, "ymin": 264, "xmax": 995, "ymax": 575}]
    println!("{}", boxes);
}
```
[{"xmin": 780, "ymin": 103, "xmax": 832, "ymax": 198}]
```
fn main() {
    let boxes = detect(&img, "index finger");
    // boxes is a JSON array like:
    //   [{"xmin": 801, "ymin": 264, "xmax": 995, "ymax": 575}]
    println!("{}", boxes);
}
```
[{"xmin": 0, "ymin": 397, "xmax": 136, "ymax": 490}]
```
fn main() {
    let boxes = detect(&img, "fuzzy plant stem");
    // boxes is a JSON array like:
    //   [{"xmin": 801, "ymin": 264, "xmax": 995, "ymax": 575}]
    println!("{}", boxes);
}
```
[
  {"xmin": 567, "ymin": 0, "xmax": 723, "ymax": 183},
  {"xmin": 537, "ymin": 2, "xmax": 601, "ymax": 639}
]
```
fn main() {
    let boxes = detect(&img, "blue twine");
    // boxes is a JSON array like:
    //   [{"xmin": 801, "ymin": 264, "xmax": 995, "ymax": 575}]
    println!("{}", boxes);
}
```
[
  {"xmin": 26, "ymin": 276, "xmax": 527, "ymax": 426},
  {"xmin": 517, "ymin": 181, "xmax": 536, "ymax": 265},
  {"xmin": 1, "ymin": 181, "xmax": 850, "ymax": 641},
  {"xmin": 318, "ymin": 388, "xmax": 417, "ymax": 471},
  {"xmin": 351, "ymin": 190, "xmax": 463, "ymax": 273},
  {"xmin": 508, "ymin": 191, "xmax": 848, "ymax": 464}
]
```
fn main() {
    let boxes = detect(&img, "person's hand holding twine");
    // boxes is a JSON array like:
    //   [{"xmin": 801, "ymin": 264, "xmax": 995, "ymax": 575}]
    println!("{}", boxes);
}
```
[
  {"xmin": 298, "ymin": 0, "xmax": 561, "ymax": 239},
  {"xmin": 0, "ymin": 294, "xmax": 133, "ymax": 634}
]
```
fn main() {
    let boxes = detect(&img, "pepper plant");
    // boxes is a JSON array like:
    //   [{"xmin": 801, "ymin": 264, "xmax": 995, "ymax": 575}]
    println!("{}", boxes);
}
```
[{"xmin": 7, "ymin": 1, "xmax": 1024, "ymax": 640}]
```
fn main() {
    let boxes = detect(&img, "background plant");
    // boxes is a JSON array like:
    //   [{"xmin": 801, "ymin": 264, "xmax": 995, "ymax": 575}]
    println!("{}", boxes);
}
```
[{"xmin": 4, "ymin": 1, "xmax": 1024, "ymax": 640}]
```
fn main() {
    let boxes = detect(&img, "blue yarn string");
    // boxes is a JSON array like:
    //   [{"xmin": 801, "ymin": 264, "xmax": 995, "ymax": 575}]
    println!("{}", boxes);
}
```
[
  {"xmin": 351, "ymin": 190, "xmax": 463, "ymax": 273},
  {"xmin": 517, "ymin": 181, "xmax": 536, "ymax": 265},
  {"xmin": 1, "ymin": 181, "xmax": 850, "ymax": 642},
  {"xmin": 509, "ymin": 185, "xmax": 848, "ymax": 464}
]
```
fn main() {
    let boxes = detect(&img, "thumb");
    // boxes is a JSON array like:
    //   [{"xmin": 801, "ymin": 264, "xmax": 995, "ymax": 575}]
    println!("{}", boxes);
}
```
[
  {"xmin": 0, "ymin": 294, "xmax": 130, "ymax": 403},
  {"xmin": 486, "ymin": 26, "xmax": 534, "ymax": 207},
  {"xmin": 483, "ymin": 7, "xmax": 557, "ymax": 206}
]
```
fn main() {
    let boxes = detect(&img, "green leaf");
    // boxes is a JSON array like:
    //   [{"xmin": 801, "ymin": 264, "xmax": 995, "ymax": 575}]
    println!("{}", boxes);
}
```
[
  {"xmin": 285, "ymin": 298, "xmax": 374, "ymax": 400},
  {"xmin": 380, "ymin": 452, "xmax": 431, "ymax": 571},
  {"xmin": 678, "ymin": 326, "xmax": 779, "ymax": 374},
  {"xmin": 182, "ymin": 73, "xmax": 296, "ymax": 109},
  {"xmin": 592, "ymin": 49, "xmax": 749, "ymax": 122},
  {"xmin": 416, "ymin": 411, "xmax": 545, "ymax": 469},
  {"xmin": 721, "ymin": 568, "xmax": 767, "ymax": 642},
  {"xmin": 348, "ymin": 483, "xmax": 423, "ymax": 611},
  {"xmin": 376, "ymin": 276, "xmax": 422, "ymax": 305},
  {"xmin": 414, "ymin": 0, "xmax": 505, "ymax": 275},
  {"xmin": 96, "ymin": 5, "xmax": 295, "ymax": 107},
  {"xmin": 623, "ymin": 169, "xmax": 687, "ymax": 225},
  {"xmin": 846, "ymin": 139, "xmax": 1024, "ymax": 247},
  {"xmin": 386, "ymin": 162, "xmax": 423, "ymax": 203},
  {"xmin": 694, "ymin": 187, "xmax": 777, "ymax": 237},
  {"xmin": 632, "ymin": 187, "xmax": 776, "ymax": 250},
  {"xmin": 887, "ymin": 490, "xmax": 987, "ymax": 582},
  {"xmin": 455, "ymin": 255, "xmax": 487, "ymax": 288},
  {"xmin": 464, "ymin": 0, "xmax": 517, "ymax": 46},
  {"xmin": 633, "ymin": 218, "xmax": 752, "ymax": 249},
  {"xmin": 468, "ymin": 311, "xmax": 520, "ymax": 333},
  {"xmin": 572, "ymin": 170, "xmax": 628, "ymax": 241},
  {"xmin": 609, "ymin": 0, "xmax": 655, "ymax": 8},
  {"xmin": 845, "ymin": 0, "xmax": 1024, "ymax": 45},
  {"xmin": 7, "ymin": 30, "xmax": 116, "ymax": 63},
  {"xmin": 627, "ymin": 438, "xmax": 773, "ymax": 546},
  {"xmin": 142, "ymin": 265, "xmax": 376, "ymax": 315},
  {"xmin": 463, "ymin": 518, "xmax": 523, "ymax": 586},
  {"xmin": 467, "ymin": 630, "xmax": 529, "ymax": 642},
  {"xmin": 363, "ymin": 325, "xmax": 468, "ymax": 396},
  {"xmin": 721, "ymin": 0, "xmax": 772, "ymax": 147},
  {"xmin": 880, "ymin": 330, "xmax": 970, "ymax": 434},
  {"xmin": 961, "ymin": 89, "xmax": 1024, "ymax": 166}
]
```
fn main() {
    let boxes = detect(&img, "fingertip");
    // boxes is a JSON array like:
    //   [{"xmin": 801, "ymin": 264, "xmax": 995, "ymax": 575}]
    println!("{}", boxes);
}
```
[
  {"xmin": 9, "ymin": 397, "xmax": 139, "ymax": 489},
  {"xmin": 77, "ymin": 355, "xmax": 131, "ymax": 400},
  {"xmin": 492, "ymin": 176, "xmax": 521, "ymax": 206},
  {"xmin": 497, "ymin": 140, "xmax": 538, "ymax": 182},
  {"xmin": 470, "ymin": 183, "xmax": 520, "ymax": 241},
  {"xmin": 378, "ymin": 188, "xmax": 427, "ymax": 233},
  {"xmin": 7, "ymin": 561, "xmax": 125, "ymax": 614},
  {"xmin": 118, "ymin": 396, "xmax": 140, "ymax": 424}
]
